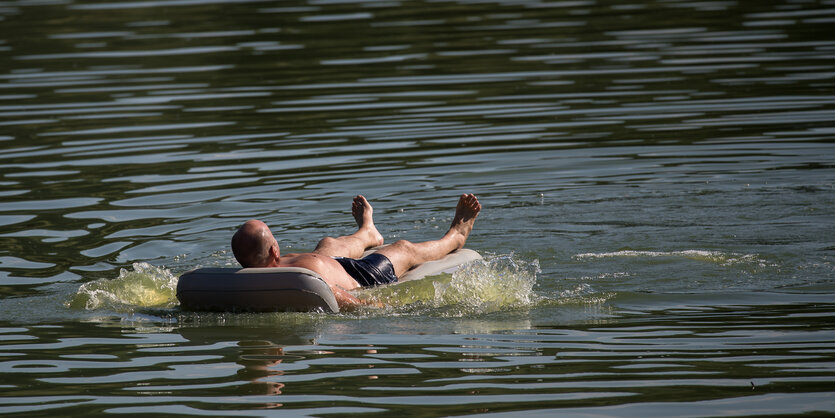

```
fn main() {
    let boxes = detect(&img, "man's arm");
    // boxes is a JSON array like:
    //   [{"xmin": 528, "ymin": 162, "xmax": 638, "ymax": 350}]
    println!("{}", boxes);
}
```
[{"xmin": 330, "ymin": 285, "xmax": 382, "ymax": 311}]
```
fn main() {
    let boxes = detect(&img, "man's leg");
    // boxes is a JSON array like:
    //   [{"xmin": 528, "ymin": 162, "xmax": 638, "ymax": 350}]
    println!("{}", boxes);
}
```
[
  {"xmin": 375, "ymin": 194, "xmax": 481, "ymax": 277},
  {"xmin": 313, "ymin": 195, "xmax": 384, "ymax": 258}
]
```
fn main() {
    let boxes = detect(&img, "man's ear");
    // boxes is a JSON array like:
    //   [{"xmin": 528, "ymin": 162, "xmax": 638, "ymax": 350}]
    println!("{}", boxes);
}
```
[{"xmin": 269, "ymin": 243, "xmax": 280, "ymax": 260}]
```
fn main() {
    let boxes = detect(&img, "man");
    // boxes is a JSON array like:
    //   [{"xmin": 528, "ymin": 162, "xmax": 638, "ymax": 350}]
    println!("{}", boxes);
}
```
[{"xmin": 231, "ymin": 194, "xmax": 481, "ymax": 310}]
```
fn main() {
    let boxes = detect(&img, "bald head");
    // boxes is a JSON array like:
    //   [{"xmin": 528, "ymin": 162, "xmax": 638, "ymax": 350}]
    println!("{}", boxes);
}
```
[{"xmin": 231, "ymin": 220, "xmax": 278, "ymax": 268}]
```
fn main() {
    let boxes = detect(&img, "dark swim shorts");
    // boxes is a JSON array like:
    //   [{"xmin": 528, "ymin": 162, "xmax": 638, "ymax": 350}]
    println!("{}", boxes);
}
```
[{"xmin": 332, "ymin": 253, "xmax": 398, "ymax": 288}]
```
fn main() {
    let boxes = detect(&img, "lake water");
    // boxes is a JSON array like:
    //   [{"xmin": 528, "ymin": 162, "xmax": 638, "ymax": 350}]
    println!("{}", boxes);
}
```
[{"xmin": 1, "ymin": 0, "xmax": 834, "ymax": 415}]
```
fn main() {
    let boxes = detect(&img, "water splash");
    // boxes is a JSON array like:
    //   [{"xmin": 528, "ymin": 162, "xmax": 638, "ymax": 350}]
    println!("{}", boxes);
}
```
[
  {"xmin": 66, "ymin": 262, "xmax": 178, "ymax": 311},
  {"xmin": 365, "ymin": 254, "xmax": 540, "ymax": 316},
  {"xmin": 65, "ymin": 255, "xmax": 539, "ymax": 316}
]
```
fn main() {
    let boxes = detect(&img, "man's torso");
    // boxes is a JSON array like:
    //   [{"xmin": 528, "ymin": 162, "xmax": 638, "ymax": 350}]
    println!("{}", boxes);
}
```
[{"xmin": 278, "ymin": 253, "xmax": 361, "ymax": 290}]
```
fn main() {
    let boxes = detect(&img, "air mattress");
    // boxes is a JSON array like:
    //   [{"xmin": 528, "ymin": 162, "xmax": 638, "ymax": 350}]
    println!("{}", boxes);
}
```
[{"xmin": 176, "ymin": 248, "xmax": 481, "ymax": 313}]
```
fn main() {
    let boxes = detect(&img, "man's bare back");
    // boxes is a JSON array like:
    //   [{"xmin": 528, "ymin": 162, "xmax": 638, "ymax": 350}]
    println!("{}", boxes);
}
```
[{"xmin": 231, "ymin": 194, "xmax": 481, "ymax": 309}]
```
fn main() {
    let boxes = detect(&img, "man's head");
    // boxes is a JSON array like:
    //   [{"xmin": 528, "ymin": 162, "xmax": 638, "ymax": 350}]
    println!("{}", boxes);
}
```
[{"xmin": 231, "ymin": 220, "xmax": 279, "ymax": 268}]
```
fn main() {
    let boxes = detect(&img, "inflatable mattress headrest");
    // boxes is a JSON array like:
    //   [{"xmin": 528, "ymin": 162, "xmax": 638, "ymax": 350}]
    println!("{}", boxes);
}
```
[{"xmin": 177, "ymin": 267, "xmax": 339, "ymax": 313}]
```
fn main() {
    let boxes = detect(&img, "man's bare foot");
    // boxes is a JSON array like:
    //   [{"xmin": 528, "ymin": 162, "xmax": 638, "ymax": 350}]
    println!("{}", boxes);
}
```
[
  {"xmin": 448, "ymin": 193, "xmax": 481, "ymax": 249},
  {"xmin": 352, "ymin": 195, "xmax": 384, "ymax": 247}
]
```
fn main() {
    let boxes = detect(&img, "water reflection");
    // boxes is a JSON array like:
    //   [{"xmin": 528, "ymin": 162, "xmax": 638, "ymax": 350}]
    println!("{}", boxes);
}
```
[{"xmin": 0, "ymin": 298, "xmax": 833, "ymax": 414}]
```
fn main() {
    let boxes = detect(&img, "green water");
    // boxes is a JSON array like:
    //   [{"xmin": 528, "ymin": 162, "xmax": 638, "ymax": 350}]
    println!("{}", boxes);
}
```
[{"xmin": 1, "ymin": 0, "xmax": 834, "ymax": 415}]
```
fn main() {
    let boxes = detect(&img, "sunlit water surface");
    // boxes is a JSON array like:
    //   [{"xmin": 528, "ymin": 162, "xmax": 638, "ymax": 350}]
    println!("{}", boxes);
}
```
[{"xmin": 1, "ymin": 0, "xmax": 833, "ymax": 415}]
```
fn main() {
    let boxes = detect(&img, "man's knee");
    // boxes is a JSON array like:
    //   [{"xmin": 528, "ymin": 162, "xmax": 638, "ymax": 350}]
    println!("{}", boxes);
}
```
[
  {"xmin": 388, "ymin": 239, "xmax": 416, "ymax": 254},
  {"xmin": 316, "ymin": 236, "xmax": 339, "ymax": 249}
]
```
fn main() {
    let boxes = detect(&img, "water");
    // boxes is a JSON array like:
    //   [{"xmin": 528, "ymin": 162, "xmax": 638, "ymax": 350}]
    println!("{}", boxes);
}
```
[{"xmin": 1, "ymin": 0, "xmax": 834, "ymax": 415}]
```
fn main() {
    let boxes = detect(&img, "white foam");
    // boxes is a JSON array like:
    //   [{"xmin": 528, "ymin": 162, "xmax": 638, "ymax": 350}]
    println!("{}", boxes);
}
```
[{"xmin": 573, "ymin": 250, "xmax": 771, "ymax": 267}]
